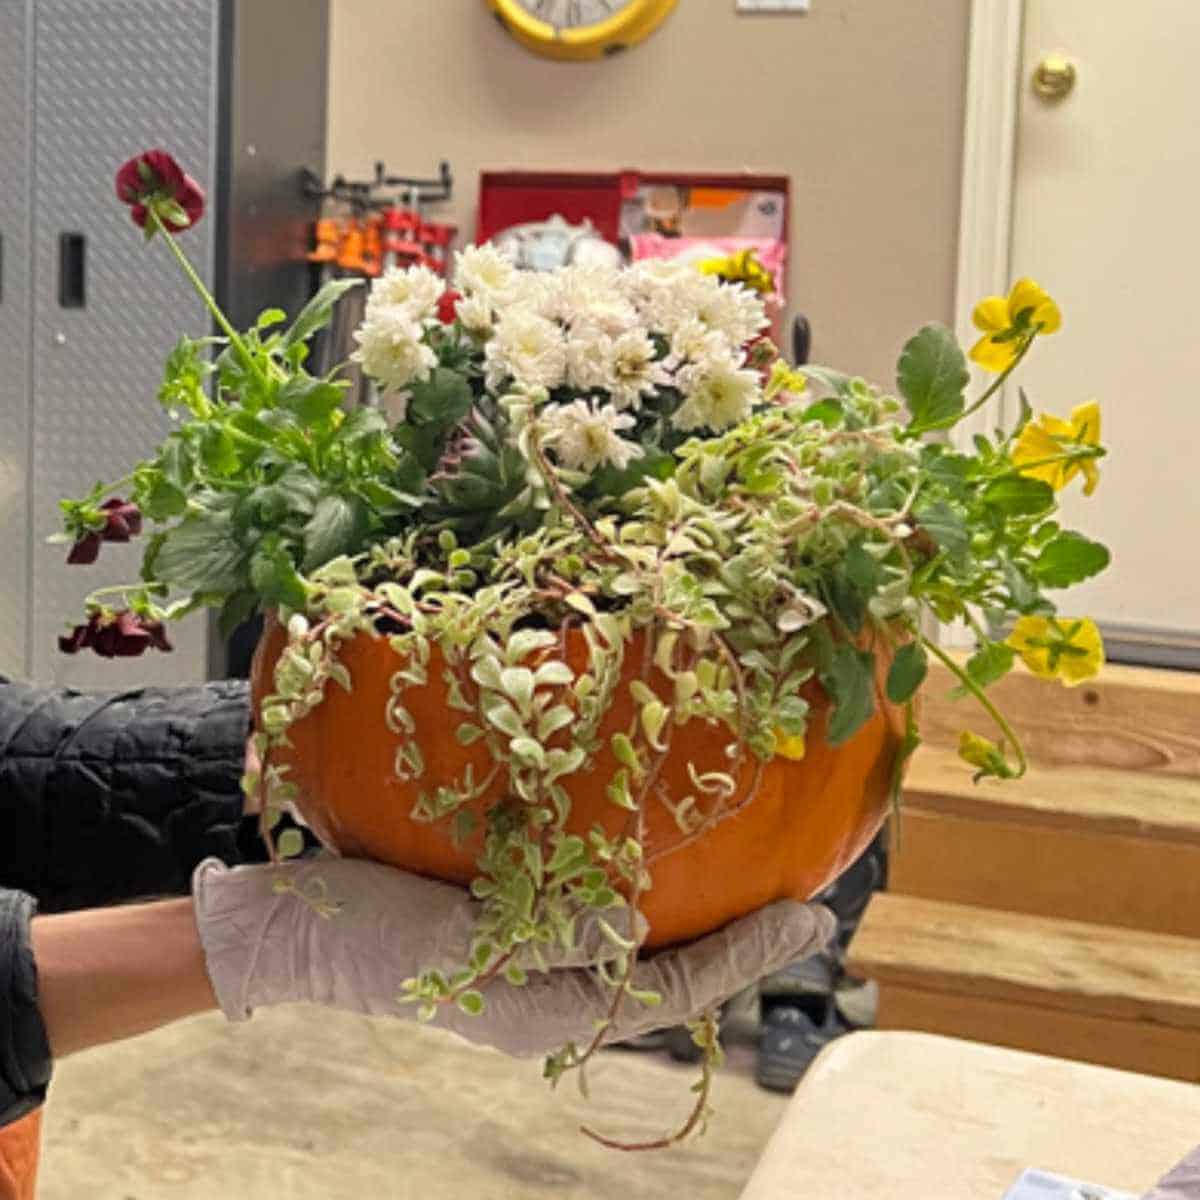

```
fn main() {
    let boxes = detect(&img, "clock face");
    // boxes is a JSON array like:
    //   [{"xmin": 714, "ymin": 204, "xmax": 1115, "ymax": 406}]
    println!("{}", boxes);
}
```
[{"xmin": 511, "ymin": 0, "xmax": 634, "ymax": 30}]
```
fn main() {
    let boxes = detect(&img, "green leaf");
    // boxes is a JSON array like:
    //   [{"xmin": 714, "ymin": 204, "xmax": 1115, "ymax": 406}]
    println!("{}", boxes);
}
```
[
  {"xmin": 547, "ymin": 835, "xmax": 587, "ymax": 875},
  {"xmin": 456, "ymin": 990, "xmax": 485, "ymax": 1016},
  {"xmin": 964, "ymin": 641, "xmax": 1015, "ymax": 691},
  {"xmin": 335, "ymin": 405, "xmax": 389, "ymax": 444},
  {"xmin": 982, "ymin": 476, "xmax": 1056, "ymax": 517},
  {"xmin": 302, "ymin": 494, "xmax": 369, "ymax": 572},
  {"xmin": 1002, "ymin": 558, "xmax": 1040, "ymax": 612},
  {"xmin": 588, "ymin": 450, "xmax": 675, "ymax": 499},
  {"xmin": 799, "ymin": 397, "xmax": 845, "ymax": 428},
  {"xmin": 1032, "ymin": 532, "xmax": 1111, "ymax": 588},
  {"xmin": 255, "ymin": 307, "xmax": 287, "ymax": 331},
  {"xmin": 154, "ymin": 514, "xmax": 245, "ymax": 593},
  {"xmin": 820, "ymin": 644, "xmax": 877, "ymax": 746},
  {"xmin": 886, "ymin": 642, "xmax": 928, "ymax": 704},
  {"xmin": 277, "ymin": 828, "xmax": 306, "ymax": 859},
  {"xmin": 138, "ymin": 474, "xmax": 187, "ymax": 520},
  {"xmin": 277, "ymin": 375, "xmax": 348, "ymax": 425},
  {"xmin": 407, "ymin": 368, "xmax": 474, "ymax": 429},
  {"xmin": 282, "ymin": 278, "xmax": 364, "ymax": 350},
  {"xmin": 200, "ymin": 427, "xmax": 241, "ymax": 476},
  {"xmin": 913, "ymin": 501, "xmax": 970, "ymax": 564},
  {"xmin": 845, "ymin": 542, "xmax": 880, "ymax": 595},
  {"xmin": 250, "ymin": 541, "xmax": 310, "ymax": 612},
  {"xmin": 897, "ymin": 324, "xmax": 969, "ymax": 433},
  {"xmin": 160, "ymin": 438, "xmax": 196, "ymax": 489}
]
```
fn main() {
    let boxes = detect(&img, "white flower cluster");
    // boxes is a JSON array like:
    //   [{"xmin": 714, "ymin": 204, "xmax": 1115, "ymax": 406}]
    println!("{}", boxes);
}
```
[
  {"xmin": 350, "ymin": 264, "xmax": 444, "ymax": 422},
  {"xmin": 352, "ymin": 244, "xmax": 770, "ymax": 476}
]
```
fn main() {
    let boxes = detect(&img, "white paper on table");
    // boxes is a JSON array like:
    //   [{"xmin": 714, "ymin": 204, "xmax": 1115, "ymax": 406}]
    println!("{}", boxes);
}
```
[{"xmin": 1002, "ymin": 1168, "xmax": 1139, "ymax": 1200}]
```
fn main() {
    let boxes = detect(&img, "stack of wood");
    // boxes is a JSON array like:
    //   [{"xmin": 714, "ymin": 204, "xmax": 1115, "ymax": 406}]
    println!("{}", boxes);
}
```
[{"xmin": 847, "ymin": 661, "xmax": 1200, "ymax": 1081}]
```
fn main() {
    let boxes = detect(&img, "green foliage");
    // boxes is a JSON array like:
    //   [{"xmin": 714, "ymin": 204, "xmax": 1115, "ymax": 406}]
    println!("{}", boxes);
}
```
[{"xmin": 897, "ymin": 323, "xmax": 969, "ymax": 433}]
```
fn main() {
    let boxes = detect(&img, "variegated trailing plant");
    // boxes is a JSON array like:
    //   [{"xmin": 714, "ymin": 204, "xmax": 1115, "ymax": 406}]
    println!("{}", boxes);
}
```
[{"xmin": 55, "ymin": 150, "xmax": 1110, "ymax": 1147}]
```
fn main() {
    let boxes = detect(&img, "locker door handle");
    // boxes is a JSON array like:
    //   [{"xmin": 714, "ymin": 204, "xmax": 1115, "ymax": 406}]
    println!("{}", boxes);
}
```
[
  {"xmin": 0, "ymin": 234, "xmax": 4, "ymax": 304},
  {"xmin": 58, "ymin": 232, "xmax": 86, "ymax": 308}
]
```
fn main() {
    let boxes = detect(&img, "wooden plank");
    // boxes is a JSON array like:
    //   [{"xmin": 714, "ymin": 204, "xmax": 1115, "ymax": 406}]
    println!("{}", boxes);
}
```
[
  {"xmin": 846, "ymin": 893, "xmax": 1200, "ymax": 1030},
  {"xmin": 920, "ymin": 659, "xmax": 1200, "ymax": 778},
  {"xmin": 876, "ymin": 984, "xmax": 1200, "ymax": 1083},
  {"xmin": 889, "ymin": 807, "xmax": 1200, "ymax": 938},
  {"xmin": 904, "ymin": 748, "xmax": 1200, "ymax": 844}
]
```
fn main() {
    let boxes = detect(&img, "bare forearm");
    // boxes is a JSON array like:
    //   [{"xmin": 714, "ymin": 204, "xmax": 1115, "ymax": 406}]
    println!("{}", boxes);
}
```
[{"xmin": 30, "ymin": 899, "xmax": 218, "ymax": 1058}]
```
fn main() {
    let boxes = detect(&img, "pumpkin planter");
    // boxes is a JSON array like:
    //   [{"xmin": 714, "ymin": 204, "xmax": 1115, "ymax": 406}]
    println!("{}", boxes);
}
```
[
  {"xmin": 56, "ymin": 148, "xmax": 1113, "ymax": 1149},
  {"xmin": 251, "ymin": 617, "xmax": 907, "ymax": 949}
]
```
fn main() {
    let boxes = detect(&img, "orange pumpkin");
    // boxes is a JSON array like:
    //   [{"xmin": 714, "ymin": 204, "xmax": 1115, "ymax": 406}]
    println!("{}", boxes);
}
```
[{"xmin": 251, "ymin": 619, "xmax": 907, "ymax": 949}]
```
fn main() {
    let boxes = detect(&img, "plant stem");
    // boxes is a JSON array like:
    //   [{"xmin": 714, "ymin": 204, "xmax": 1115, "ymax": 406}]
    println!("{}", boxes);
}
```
[
  {"xmin": 148, "ymin": 209, "xmax": 265, "ymax": 386},
  {"xmin": 921, "ymin": 634, "xmax": 1028, "ymax": 777},
  {"xmin": 958, "ymin": 335, "xmax": 1035, "ymax": 426}
]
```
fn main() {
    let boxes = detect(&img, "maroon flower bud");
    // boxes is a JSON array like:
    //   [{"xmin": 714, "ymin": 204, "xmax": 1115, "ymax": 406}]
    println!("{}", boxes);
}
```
[
  {"xmin": 437, "ymin": 289, "xmax": 462, "ymax": 325},
  {"xmin": 114, "ymin": 149, "xmax": 205, "ymax": 235}
]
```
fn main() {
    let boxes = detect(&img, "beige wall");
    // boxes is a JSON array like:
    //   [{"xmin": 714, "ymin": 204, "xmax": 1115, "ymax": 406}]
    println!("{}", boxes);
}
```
[{"xmin": 328, "ymin": 0, "xmax": 969, "ymax": 384}]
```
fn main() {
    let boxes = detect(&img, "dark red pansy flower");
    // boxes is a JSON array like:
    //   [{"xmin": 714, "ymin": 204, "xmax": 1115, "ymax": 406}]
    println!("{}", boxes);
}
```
[
  {"xmin": 65, "ymin": 498, "xmax": 143, "ymax": 564},
  {"xmin": 98, "ymin": 497, "xmax": 142, "ymax": 542},
  {"xmin": 437, "ymin": 289, "xmax": 462, "ymax": 325},
  {"xmin": 58, "ymin": 610, "xmax": 173, "ymax": 658},
  {"xmin": 114, "ymin": 149, "xmax": 205, "ymax": 235},
  {"xmin": 66, "ymin": 532, "xmax": 102, "ymax": 566}
]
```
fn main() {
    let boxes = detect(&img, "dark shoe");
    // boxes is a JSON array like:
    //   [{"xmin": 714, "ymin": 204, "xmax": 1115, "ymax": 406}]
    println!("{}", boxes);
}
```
[{"xmin": 756, "ymin": 997, "xmax": 847, "ymax": 1093}]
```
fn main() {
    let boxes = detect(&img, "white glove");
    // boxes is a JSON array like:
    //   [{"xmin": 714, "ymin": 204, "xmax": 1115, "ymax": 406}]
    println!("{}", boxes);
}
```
[
  {"xmin": 1141, "ymin": 1146, "xmax": 1200, "ymax": 1200},
  {"xmin": 192, "ymin": 855, "xmax": 835, "ymax": 1058}
]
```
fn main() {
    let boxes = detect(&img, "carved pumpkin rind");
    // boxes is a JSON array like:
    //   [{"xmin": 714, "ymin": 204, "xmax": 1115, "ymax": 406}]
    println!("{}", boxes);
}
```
[{"xmin": 251, "ymin": 620, "xmax": 907, "ymax": 949}]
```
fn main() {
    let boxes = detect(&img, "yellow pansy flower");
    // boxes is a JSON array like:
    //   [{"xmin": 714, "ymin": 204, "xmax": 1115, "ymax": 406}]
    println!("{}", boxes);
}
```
[
  {"xmin": 1006, "ymin": 615, "xmax": 1105, "ymax": 686},
  {"xmin": 773, "ymin": 730, "xmax": 807, "ymax": 761},
  {"xmin": 697, "ymin": 248, "xmax": 775, "ymax": 295},
  {"xmin": 956, "ymin": 730, "xmax": 1017, "ymax": 781},
  {"xmin": 1012, "ymin": 400, "xmax": 1102, "ymax": 495},
  {"xmin": 958, "ymin": 730, "xmax": 999, "ymax": 770},
  {"xmin": 969, "ymin": 278, "xmax": 1062, "ymax": 372},
  {"xmin": 764, "ymin": 358, "xmax": 809, "ymax": 402}
]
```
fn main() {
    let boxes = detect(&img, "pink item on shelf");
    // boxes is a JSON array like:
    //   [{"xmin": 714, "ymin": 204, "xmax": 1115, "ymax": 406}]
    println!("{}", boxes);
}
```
[{"xmin": 628, "ymin": 235, "xmax": 788, "ymax": 304}]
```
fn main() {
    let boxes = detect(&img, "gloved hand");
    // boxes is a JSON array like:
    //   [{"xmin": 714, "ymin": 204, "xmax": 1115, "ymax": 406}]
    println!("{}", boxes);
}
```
[
  {"xmin": 1142, "ymin": 1146, "xmax": 1200, "ymax": 1199},
  {"xmin": 192, "ymin": 855, "xmax": 835, "ymax": 1057}
]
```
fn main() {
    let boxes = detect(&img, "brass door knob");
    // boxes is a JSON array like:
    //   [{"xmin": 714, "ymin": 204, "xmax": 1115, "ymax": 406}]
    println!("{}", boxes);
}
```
[{"xmin": 1032, "ymin": 53, "xmax": 1077, "ymax": 101}]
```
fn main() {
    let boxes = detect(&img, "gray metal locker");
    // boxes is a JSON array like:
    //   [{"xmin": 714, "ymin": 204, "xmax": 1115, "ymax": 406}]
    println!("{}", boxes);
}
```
[
  {"xmin": 0, "ymin": 0, "xmax": 329, "ymax": 687},
  {"xmin": 0, "ymin": 0, "xmax": 33, "ymax": 682}
]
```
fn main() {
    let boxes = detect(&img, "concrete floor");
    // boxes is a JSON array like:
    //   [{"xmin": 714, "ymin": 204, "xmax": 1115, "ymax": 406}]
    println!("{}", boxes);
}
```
[{"xmin": 39, "ymin": 1006, "xmax": 790, "ymax": 1199}]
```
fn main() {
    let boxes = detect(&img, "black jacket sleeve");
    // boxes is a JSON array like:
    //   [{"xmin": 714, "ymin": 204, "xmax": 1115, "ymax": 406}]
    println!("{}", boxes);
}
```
[{"xmin": 0, "ymin": 676, "xmax": 255, "ymax": 912}]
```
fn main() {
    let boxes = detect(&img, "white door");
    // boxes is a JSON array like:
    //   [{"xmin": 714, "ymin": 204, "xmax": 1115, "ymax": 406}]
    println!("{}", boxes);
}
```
[{"xmin": 1006, "ymin": 0, "xmax": 1200, "ymax": 666}]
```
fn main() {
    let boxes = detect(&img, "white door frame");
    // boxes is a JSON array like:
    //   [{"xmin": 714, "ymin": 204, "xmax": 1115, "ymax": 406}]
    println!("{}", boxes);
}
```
[
  {"xmin": 952, "ymin": 0, "xmax": 1025, "ymax": 450},
  {"xmin": 937, "ymin": 0, "xmax": 1024, "ymax": 648}
]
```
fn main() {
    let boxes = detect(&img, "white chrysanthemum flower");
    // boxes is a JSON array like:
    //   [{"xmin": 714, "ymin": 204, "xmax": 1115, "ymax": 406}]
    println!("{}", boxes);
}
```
[
  {"xmin": 566, "ymin": 331, "xmax": 614, "ymax": 393},
  {"xmin": 456, "ymin": 292, "xmax": 495, "ymax": 337},
  {"xmin": 694, "ymin": 281, "xmax": 768, "ymax": 346},
  {"xmin": 455, "ymin": 243, "xmax": 518, "ymax": 300},
  {"xmin": 485, "ymin": 310, "xmax": 567, "ymax": 392},
  {"xmin": 666, "ymin": 317, "xmax": 732, "ymax": 369},
  {"xmin": 609, "ymin": 330, "xmax": 670, "ymax": 410},
  {"xmin": 541, "ymin": 399, "xmax": 643, "ymax": 474},
  {"xmin": 367, "ymin": 265, "xmax": 443, "ymax": 321},
  {"xmin": 351, "ymin": 308, "xmax": 437, "ymax": 401},
  {"xmin": 549, "ymin": 265, "xmax": 638, "ymax": 336},
  {"xmin": 672, "ymin": 357, "xmax": 761, "ymax": 432},
  {"xmin": 507, "ymin": 270, "xmax": 554, "ymax": 315}
]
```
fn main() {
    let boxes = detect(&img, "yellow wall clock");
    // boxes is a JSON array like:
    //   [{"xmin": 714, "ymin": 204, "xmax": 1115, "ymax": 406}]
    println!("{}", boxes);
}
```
[{"xmin": 487, "ymin": 0, "xmax": 679, "ymax": 62}]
